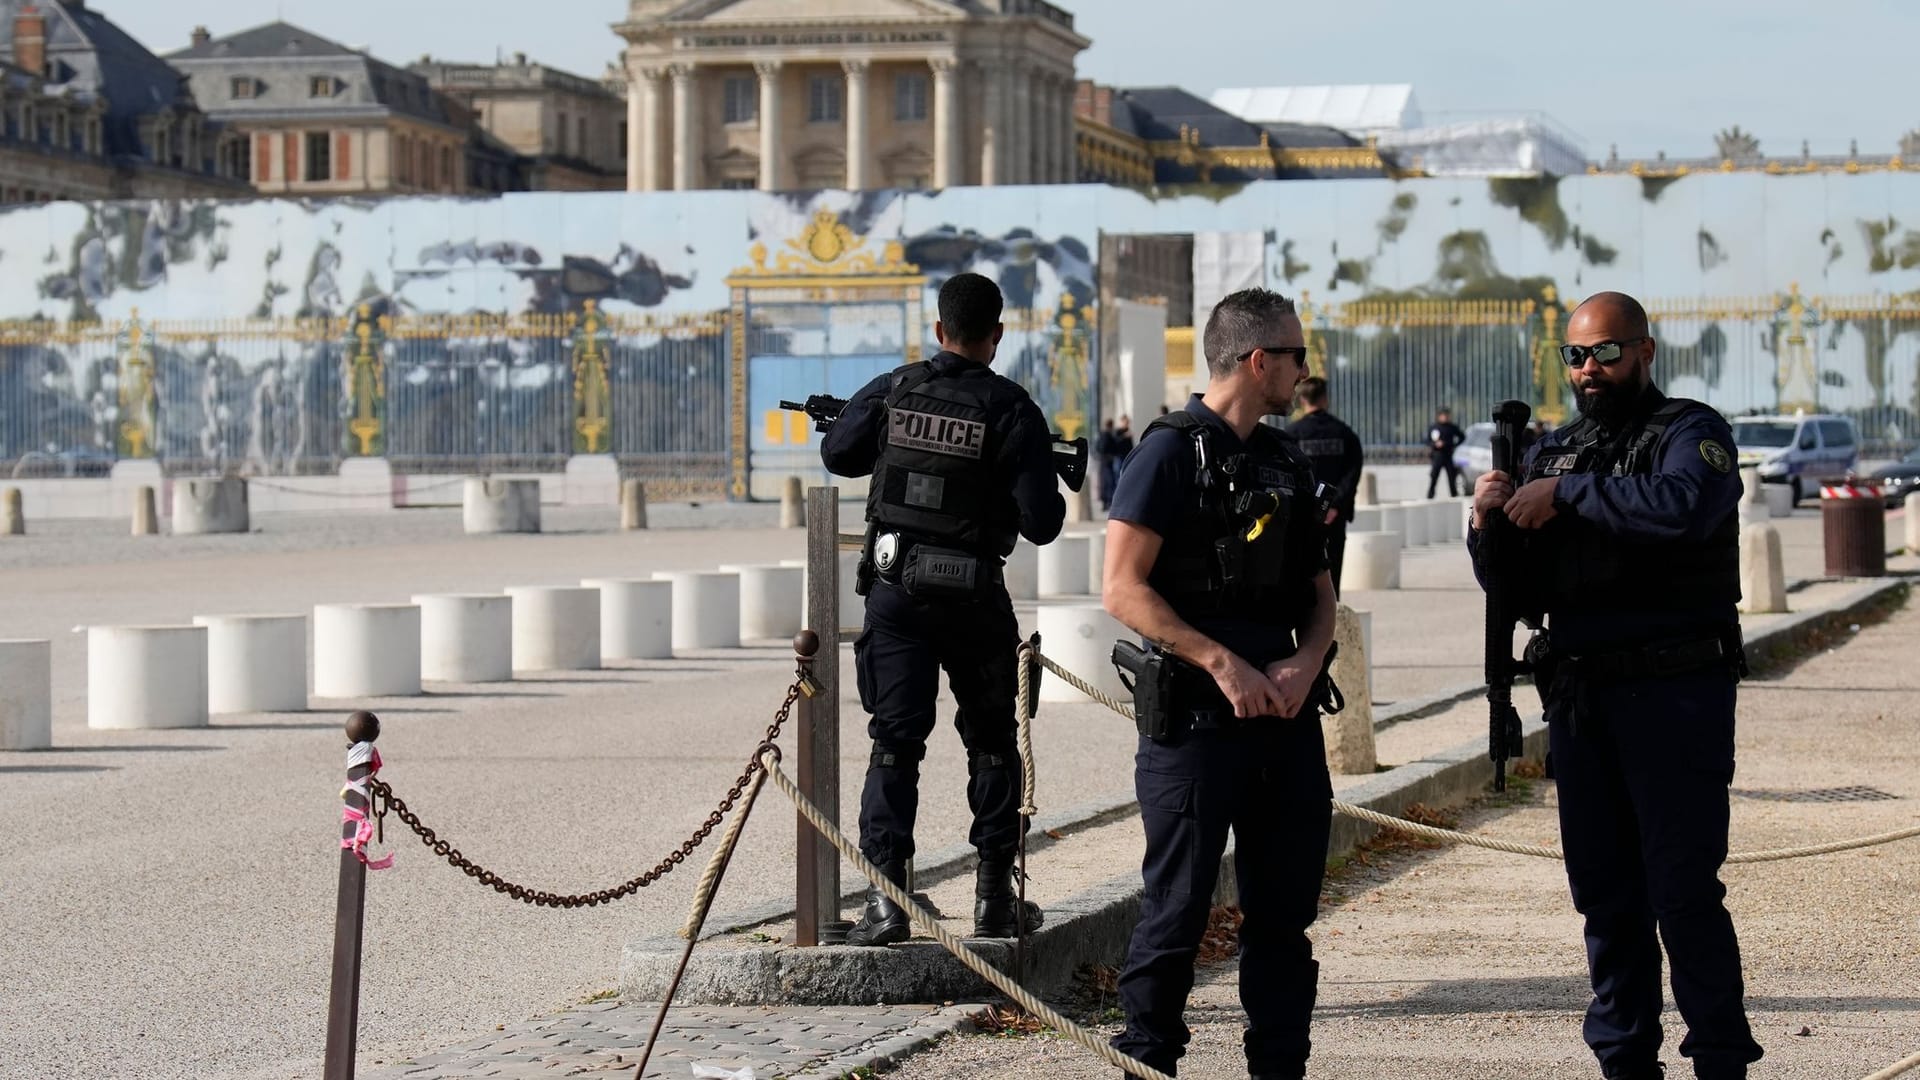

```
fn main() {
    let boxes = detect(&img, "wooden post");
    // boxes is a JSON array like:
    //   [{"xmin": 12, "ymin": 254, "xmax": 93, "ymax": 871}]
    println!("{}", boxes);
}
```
[
  {"xmin": 796, "ymin": 485, "xmax": 842, "ymax": 945},
  {"xmin": 323, "ymin": 710, "xmax": 381, "ymax": 1080}
]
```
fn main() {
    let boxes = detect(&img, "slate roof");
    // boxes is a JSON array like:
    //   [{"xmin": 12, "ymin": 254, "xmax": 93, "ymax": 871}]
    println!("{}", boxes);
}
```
[
  {"xmin": 168, "ymin": 21, "xmax": 455, "ymax": 128},
  {"xmin": 0, "ymin": 0, "xmax": 198, "ymax": 160}
]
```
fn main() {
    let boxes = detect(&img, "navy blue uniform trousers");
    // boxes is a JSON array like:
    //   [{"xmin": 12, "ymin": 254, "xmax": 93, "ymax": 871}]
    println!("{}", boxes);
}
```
[
  {"xmin": 1112, "ymin": 716, "xmax": 1333, "ymax": 1077},
  {"xmin": 1546, "ymin": 667, "xmax": 1763, "ymax": 1078},
  {"xmin": 853, "ymin": 579, "xmax": 1022, "ymax": 867}
]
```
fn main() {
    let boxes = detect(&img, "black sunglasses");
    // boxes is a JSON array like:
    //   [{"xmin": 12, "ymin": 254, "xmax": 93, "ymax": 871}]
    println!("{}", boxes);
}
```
[
  {"xmin": 1235, "ymin": 345, "xmax": 1309, "ymax": 365},
  {"xmin": 1558, "ymin": 337, "xmax": 1650, "ymax": 368}
]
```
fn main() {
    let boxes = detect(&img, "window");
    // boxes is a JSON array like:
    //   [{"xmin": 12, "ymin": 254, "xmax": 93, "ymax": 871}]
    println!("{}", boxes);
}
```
[
  {"xmin": 309, "ymin": 76, "xmax": 335, "ymax": 98},
  {"xmin": 577, "ymin": 117, "xmax": 587, "ymax": 158},
  {"xmin": 395, "ymin": 135, "xmax": 410, "ymax": 183},
  {"xmin": 304, "ymin": 131, "xmax": 331, "ymax": 181},
  {"xmin": 558, "ymin": 110, "xmax": 569, "ymax": 154},
  {"xmin": 1819, "ymin": 420, "xmax": 1855, "ymax": 448},
  {"xmin": 723, "ymin": 76, "xmax": 756, "ymax": 124},
  {"xmin": 441, "ymin": 146, "xmax": 454, "ymax": 188},
  {"xmin": 894, "ymin": 73, "xmax": 928, "ymax": 122},
  {"xmin": 719, "ymin": 177, "xmax": 755, "ymax": 190},
  {"xmin": 808, "ymin": 76, "xmax": 841, "ymax": 123},
  {"xmin": 231, "ymin": 77, "xmax": 256, "ymax": 99}
]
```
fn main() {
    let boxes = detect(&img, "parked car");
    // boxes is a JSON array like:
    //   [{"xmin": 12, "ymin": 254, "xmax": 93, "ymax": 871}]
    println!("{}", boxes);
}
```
[
  {"xmin": 1872, "ymin": 446, "xmax": 1920, "ymax": 506},
  {"xmin": 1729, "ymin": 413, "xmax": 1859, "ymax": 505},
  {"xmin": 1454, "ymin": 422, "xmax": 1494, "ymax": 486}
]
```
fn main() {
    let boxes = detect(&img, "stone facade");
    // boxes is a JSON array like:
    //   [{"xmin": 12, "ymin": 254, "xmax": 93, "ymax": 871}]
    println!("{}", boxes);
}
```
[
  {"xmin": 168, "ymin": 21, "xmax": 468, "ymax": 196},
  {"xmin": 0, "ymin": 0, "xmax": 248, "ymax": 203},
  {"xmin": 414, "ymin": 53, "xmax": 626, "ymax": 191},
  {"xmin": 615, "ymin": 0, "xmax": 1089, "ymax": 192}
]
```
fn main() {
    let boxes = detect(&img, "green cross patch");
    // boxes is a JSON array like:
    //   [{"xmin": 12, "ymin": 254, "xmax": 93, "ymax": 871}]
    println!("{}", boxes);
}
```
[{"xmin": 1700, "ymin": 440, "xmax": 1732, "ymax": 474}]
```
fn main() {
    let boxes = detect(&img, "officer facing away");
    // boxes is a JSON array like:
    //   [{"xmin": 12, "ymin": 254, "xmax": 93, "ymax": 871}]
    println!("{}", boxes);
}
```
[
  {"xmin": 820, "ymin": 271, "xmax": 1065, "ymax": 947},
  {"xmin": 1470, "ymin": 291, "xmax": 1762, "ymax": 1079},
  {"xmin": 1286, "ymin": 376, "xmax": 1364, "ymax": 595},
  {"xmin": 1103, "ymin": 287, "xmax": 1337, "ymax": 1079}
]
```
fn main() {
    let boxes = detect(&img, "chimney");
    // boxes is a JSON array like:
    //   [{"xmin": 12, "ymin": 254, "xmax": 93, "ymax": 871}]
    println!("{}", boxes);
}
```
[
  {"xmin": 513, "ymin": 51, "xmax": 527, "ymax": 67},
  {"xmin": 1093, "ymin": 85, "xmax": 1114, "ymax": 128},
  {"xmin": 13, "ymin": 5, "xmax": 46, "ymax": 77},
  {"xmin": 191, "ymin": 26, "xmax": 211, "ymax": 48}
]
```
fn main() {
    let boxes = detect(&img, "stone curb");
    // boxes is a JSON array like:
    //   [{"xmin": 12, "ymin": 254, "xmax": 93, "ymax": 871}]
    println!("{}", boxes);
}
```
[
  {"xmin": 621, "ymin": 576, "xmax": 1911, "ymax": 1008},
  {"xmin": 808, "ymin": 1004, "xmax": 991, "ymax": 1078}
]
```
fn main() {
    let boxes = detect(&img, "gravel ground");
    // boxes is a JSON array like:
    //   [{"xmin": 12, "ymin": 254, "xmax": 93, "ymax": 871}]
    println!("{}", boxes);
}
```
[{"xmin": 884, "ymin": 590, "xmax": 1920, "ymax": 1080}]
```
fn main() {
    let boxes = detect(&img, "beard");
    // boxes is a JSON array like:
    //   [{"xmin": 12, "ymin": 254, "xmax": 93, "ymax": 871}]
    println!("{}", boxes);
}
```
[{"xmin": 1572, "ymin": 375, "xmax": 1638, "ymax": 427}]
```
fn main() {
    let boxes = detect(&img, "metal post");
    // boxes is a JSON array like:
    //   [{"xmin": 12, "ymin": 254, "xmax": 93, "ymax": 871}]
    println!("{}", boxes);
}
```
[
  {"xmin": 797, "ymin": 485, "xmax": 842, "ymax": 945},
  {"xmin": 323, "ymin": 710, "xmax": 381, "ymax": 1080}
]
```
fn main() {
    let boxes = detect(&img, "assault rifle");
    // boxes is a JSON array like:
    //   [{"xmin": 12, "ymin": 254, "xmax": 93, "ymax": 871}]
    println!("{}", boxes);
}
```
[
  {"xmin": 779, "ymin": 396, "xmax": 1090, "ymax": 492},
  {"xmin": 1479, "ymin": 399, "xmax": 1535, "ymax": 792}
]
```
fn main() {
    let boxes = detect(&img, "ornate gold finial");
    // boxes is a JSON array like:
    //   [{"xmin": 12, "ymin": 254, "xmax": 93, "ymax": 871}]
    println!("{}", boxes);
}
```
[{"xmin": 1542, "ymin": 284, "xmax": 1558, "ymax": 305}]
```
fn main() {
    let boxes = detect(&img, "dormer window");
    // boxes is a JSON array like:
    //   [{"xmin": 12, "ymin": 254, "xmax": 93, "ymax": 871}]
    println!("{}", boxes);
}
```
[
  {"xmin": 309, "ymin": 76, "xmax": 337, "ymax": 98},
  {"xmin": 230, "ymin": 77, "xmax": 258, "ymax": 99}
]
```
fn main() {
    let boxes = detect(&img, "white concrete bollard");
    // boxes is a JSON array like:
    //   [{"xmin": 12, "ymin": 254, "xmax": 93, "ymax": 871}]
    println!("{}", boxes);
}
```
[
  {"xmin": 654, "ymin": 571, "xmax": 742, "ymax": 649},
  {"xmin": 1340, "ymin": 531, "xmax": 1402, "ymax": 592},
  {"xmin": 172, "ymin": 477, "xmax": 250, "ymax": 535},
  {"xmin": 0, "ymin": 639, "xmax": 52, "ymax": 749},
  {"xmin": 1004, "ymin": 540, "xmax": 1040, "ymax": 600},
  {"xmin": 1428, "ymin": 499, "xmax": 1464, "ymax": 543},
  {"xmin": 1376, "ymin": 504, "xmax": 1406, "ymax": 547},
  {"xmin": 1036, "ymin": 603, "xmax": 1133, "ymax": 705},
  {"xmin": 1038, "ymin": 535, "xmax": 1093, "ymax": 597},
  {"xmin": 1739, "ymin": 523, "xmax": 1788, "ymax": 615},
  {"xmin": 1356, "ymin": 471, "xmax": 1379, "ymax": 507},
  {"xmin": 1908, "ymin": 492, "xmax": 1920, "ymax": 555},
  {"xmin": 780, "ymin": 475, "xmax": 806, "ymax": 529},
  {"xmin": 415, "ymin": 594, "xmax": 513, "ymax": 682},
  {"xmin": 621, "ymin": 479, "xmax": 649, "ymax": 530},
  {"xmin": 131, "ymin": 485, "xmax": 159, "ymax": 536},
  {"xmin": 313, "ymin": 604, "xmax": 422, "ymax": 698},
  {"xmin": 1350, "ymin": 506, "xmax": 1382, "ymax": 534},
  {"xmin": 1399, "ymin": 502, "xmax": 1432, "ymax": 547},
  {"xmin": 580, "ymin": 578, "xmax": 673, "ymax": 661},
  {"xmin": 1084, "ymin": 530, "xmax": 1108, "ymax": 596},
  {"xmin": 2, "ymin": 487, "xmax": 24, "ymax": 536},
  {"xmin": 1762, "ymin": 483, "xmax": 1795, "ymax": 517},
  {"xmin": 464, "ymin": 478, "xmax": 542, "ymax": 534},
  {"xmin": 192, "ymin": 614, "xmax": 307, "ymax": 713},
  {"xmin": 507, "ymin": 586, "xmax": 601, "ymax": 671},
  {"xmin": 1738, "ymin": 468, "xmax": 1770, "ymax": 527},
  {"xmin": 721, "ymin": 564, "xmax": 805, "ymax": 641},
  {"xmin": 87, "ymin": 625, "xmax": 208, "ymax": 730},
  {"xmin": 1324, "ymin": 604, "xmax": 1377, "ymax": 774}
]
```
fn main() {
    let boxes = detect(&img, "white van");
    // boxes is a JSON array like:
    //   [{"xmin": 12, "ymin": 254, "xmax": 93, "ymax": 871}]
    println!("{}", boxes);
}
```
[{"xmin": 1730, "ymin": 413, "xmax": 1860, "ymax": 504}]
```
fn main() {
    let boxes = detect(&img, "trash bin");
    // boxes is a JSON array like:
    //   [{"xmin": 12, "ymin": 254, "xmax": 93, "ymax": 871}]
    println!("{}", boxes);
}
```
[{"xmin": 1821, "ymin": 480, "xmax": 1886, "ymax": 578}]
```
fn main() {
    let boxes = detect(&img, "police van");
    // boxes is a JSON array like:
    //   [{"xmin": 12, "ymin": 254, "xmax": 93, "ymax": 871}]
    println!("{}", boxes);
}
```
[{"xmin": 1730, "ymin": 412, "xmax": 1859, "ymax": 505}]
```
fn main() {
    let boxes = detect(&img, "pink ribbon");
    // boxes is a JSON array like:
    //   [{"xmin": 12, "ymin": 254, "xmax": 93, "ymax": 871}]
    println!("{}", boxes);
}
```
[{"xmin": 341, "ymin": 744, "xmax": 394, "ymax": 870}]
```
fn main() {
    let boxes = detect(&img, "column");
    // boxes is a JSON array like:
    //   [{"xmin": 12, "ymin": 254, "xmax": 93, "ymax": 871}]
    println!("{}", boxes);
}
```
[
  {"xmin": 1008, "ymin": 61, "xmax": 1030, "ymax": 185},
  {"xmin": 637, "ymin": 65, "xmax": 668, "ymax": 190},
  {"xmin": 670, "ymin": 63, "xmax": 697, "ymax": 190},
  {"xmin": 755, "ymin": 60, "xmax": 782, "ymax": 191},
  {"xmin": 842, "ymin": 59, "xmax": 870, "ymax": 191},
  {"xmin": 1039, "ymin": 73, "xmax": 1058, "ymax": 183},
  {"xmin": 931, "ymin": 58, "xmax": 959, "ymax": 189},
  {"xmin": 625, "ymin": 62, "xmax": 647, "ymax": 191},
  {"xmin": 978, "ymin": 61, "xmax": 1001, "ymax": 186},
  {"xmin": 1061, "ymin": 76, "xmax": 1078, "ymax": 182}
]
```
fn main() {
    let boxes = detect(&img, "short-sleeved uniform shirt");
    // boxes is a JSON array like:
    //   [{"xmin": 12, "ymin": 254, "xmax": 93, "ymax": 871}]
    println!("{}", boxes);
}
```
[{"xmin": 1109, "ymin": 395, "xmax": 1328, "ymax": 668}]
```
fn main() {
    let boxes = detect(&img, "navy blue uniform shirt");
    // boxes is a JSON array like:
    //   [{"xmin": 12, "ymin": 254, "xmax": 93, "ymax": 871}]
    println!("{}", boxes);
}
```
[
  {"xmin": 1110, "ymin": 395, "xmax": 1328, "ymax": 667},
  {"xmin": 1469, "ymin": 393, "xmax": 1743, "ymax": 652},
  {"xmin": 820, "ymin": 350, "xmax": 1065, "ymax": 549}
]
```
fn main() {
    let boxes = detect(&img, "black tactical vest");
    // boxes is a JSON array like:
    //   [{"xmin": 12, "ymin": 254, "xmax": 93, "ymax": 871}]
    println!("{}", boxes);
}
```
[
  {"xmin": 866, "ymin": 363, "xmax": 1016, "ymax": 558},
  {"xmin": 1522, "ymin": 395, "xmax": 1740, "ymax": 613},
  {"xmin": 1144, "ymin": 411, "xmax": 1321, "ymax": 620}
]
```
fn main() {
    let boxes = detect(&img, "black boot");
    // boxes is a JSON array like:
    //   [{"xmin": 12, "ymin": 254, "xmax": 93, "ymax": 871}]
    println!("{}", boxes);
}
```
[
  {"xmin": 972, "ymin": 858, "xmax": 1044, "ymax": 938},
  {"xmin": 1603, "ymin": 1063, "xmax": 1665, "ymax": 1080},
  {"xmin": 846, "ymin": 860, "xmax": 910, "ymax": 947}
]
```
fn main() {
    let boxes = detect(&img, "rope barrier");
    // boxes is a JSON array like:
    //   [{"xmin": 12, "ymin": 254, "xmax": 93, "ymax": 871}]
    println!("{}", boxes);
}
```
[
  {"xmin": 759, "ymin": 750, "xmax": 1173, "ymax": 1080},
  {"xmin": 1863, "ymin": 1049, "xmax": 1920, "ymax": 1080},
  {"xmin": 1015, "ymin": 640, "xmax": 1039, "ymax": 818},
  {"xmin": 1027, "ymin": 647, "xmax": 1920, "ymax": 866}
]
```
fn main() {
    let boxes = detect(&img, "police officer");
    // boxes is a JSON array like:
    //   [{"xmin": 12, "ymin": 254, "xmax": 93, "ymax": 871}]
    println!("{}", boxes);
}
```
[
  {"xmin": 1287, "ymin": 376, "xmax": 1364, "ymax": 595},
  {"xmin": 1103, "ymin": 287, "xmax": 1336, "ymax": 1079},
  {"xmin": 1428, "ymin": 407, "xmax": 1466, "ymax": 497},
  {"xmin": 1471, "ymin": 291, "xmax": 1762, "ymax": 1079},
  {"xmin": 820, "ymin": 272, "xmax": 1065, "ymax": 947}
]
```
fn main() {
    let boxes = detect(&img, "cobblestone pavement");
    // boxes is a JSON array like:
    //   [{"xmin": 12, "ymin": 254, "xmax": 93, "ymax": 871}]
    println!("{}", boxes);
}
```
[{"xmin": 359, "ymin": 1001, "xmax": 986, "ymax": 1080}]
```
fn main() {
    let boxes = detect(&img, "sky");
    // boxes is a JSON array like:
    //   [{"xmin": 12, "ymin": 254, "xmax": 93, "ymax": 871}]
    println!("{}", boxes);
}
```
[{"xmin": 102, "ymin": 0, "xmax": 1919, "ymax": 161}]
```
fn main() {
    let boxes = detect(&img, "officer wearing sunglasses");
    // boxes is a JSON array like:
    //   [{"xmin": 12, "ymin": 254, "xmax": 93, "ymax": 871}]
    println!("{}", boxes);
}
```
[{"xmin": 1468, "ymin": 292, "xmax": 1761, "ymax": 1080}]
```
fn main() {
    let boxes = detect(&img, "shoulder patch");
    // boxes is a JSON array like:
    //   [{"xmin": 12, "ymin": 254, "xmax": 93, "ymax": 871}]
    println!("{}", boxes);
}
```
[{"xmin": 1699, "ymin": 439, "xmax": 1732, "ymax": 474}]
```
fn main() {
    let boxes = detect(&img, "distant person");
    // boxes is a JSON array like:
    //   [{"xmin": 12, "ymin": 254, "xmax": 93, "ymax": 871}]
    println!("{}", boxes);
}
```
[
  {"xmin": 1427, "ymin": 407, "xmax": 1466, "ymax": 498},
  {"xmin": 1095, "ymin": 414, "xmax": 1135, "ymax": 510},
  {"xmin": 1288, "ymin": 377, "xmax": 1364, "ymax": 595}
]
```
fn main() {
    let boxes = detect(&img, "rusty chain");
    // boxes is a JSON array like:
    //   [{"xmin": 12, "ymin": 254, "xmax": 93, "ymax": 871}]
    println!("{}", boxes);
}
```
[{"xmin": 363, "ymin": 667, "xmax": 810, "ymax": 909}]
